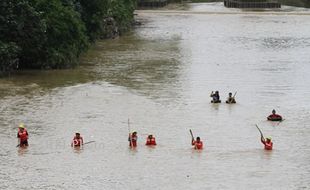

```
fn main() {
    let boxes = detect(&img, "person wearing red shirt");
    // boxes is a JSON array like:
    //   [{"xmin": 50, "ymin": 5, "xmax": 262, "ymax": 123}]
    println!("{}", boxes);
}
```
[
  {"xmin": 192, "ymin": 137, "xmax": 203, "ymax": 150},
  {"xmin": 128, "ymin": 131, "xmax": 138, "ymax": 147},
  {"xmin": 261, "ymin": 137, "xmax": 273, "ymax": 150},
  {"xmin": 71, "ymin": 133, "xmax": 84, "ymax": 147},
  {"xmin": 17, "ymin": 123, "xmax": 29, "ymax": 147},
  {"xmin": 267, "ymin": 109, "xmax": 283, "ymax": 121},
  {"xmin": 145, "ymin": 135, "xmax": 157, "ymax": 146}
]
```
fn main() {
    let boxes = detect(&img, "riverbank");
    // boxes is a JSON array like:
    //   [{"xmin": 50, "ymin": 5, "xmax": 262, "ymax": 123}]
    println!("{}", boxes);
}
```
[{"xmin": 0, "ymin": 0, "xmax": 136, "ymax": 77}]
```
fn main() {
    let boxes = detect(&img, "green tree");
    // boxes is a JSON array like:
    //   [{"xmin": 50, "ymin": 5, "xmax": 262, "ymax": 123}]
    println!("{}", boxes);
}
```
[
  {"xmin": 0, "ymin": 41, "xmax": 20, "ymax": 76},
  {"xmin": 0, "ymin": 0, "xmax": 136, "ymax": 76},
  {"xmin": 75, "ymin": 0, "xmax": 136, "ymax": 40},
  {"xmin": 109, "ymin": 0, "xmax": 136, "ymax": 33},
  {"xmin": 0, "ymin": 0, "xmax": 46, "ymax": 69},
  {"xmin": 34, "ymin": 0, "xmax": 89, "ymax": 68},
  {"xmin": 75, "ymin": 0, "xmax": 109, "ymax": 41}
]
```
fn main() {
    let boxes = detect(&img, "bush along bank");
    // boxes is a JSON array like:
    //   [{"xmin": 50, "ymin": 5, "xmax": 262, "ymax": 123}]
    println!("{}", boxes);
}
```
[{"xmin": 0, "ymin": 0, "xmax": 136, "ymax": 77}]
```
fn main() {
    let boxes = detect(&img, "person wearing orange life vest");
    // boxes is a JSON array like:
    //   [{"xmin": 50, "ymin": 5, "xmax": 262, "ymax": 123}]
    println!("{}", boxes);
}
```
[
  {"xmin": 146, "ymin": 134, "xmax": 156, "ymax": 146},
  {"xmin": 17, "ymin": 123, "xmax": 29, "ymax": 147},
  {"xmin": 261, "ymin": 137, "xmax": 273, "ymax": 150},
  {"xmin": 71, "ymin": 133, "xmax": 84, "ymax": 147},
  {"xmin": 128, "ymin": 131, "xmax": 137, "ymax": 147},
  {"xmin": 192, "ymin": 137, "xmax": 203, "ymax": 150},
  {"xmin": 267, "ymin": 109, "xmax": 283, "ymax": 121}
]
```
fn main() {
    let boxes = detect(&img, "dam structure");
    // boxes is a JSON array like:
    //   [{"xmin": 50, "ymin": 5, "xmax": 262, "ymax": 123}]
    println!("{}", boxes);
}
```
[{"xmin": 224, "ymin": 0, "xmax": 281, "ymax": 8}]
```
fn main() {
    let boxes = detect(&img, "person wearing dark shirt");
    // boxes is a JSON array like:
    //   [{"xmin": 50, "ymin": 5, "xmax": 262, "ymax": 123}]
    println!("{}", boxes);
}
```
[
  {"xmin": 210, "ymin": 91, "xmax": 221, "ymax": 103},
  {"xmin": 226, "ymin": 92, "xmax": 236, "ymax": 104}
]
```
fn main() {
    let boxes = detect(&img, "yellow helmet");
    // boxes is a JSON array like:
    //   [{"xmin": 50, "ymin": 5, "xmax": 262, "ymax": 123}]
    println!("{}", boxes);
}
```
[
  {"xmin": 266, "ymin": 137, "xmax": 272, "ymax": 140},
  {"xmin": 19, "ymin": 123, "xmax": 25, "ymax": 128}
]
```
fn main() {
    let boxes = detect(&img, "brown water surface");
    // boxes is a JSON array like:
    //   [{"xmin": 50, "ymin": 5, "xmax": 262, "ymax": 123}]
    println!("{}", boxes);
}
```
[{"xmin": 1, "ymin": 3, "xmax": 310, "ymax": 189}]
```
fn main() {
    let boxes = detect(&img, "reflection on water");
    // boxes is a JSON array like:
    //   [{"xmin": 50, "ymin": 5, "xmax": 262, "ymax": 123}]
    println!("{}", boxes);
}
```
[
  {"xmin": 0, "ymin": 2, "xmax": 310, "ymax": 189},
  {"xmin": 17, "ymin": 147, "xmax": 29, "ymax": 156},
  {"xmin": 262, "ymin": 37, "xmax": 310, "ymax": 50},
  {"xmin": 80, "ymin": 34, "xmax": 184, "ymax": 103},
  {"xmin": 73, "ymin": 146, "xmax": 83, "ymax": 154}
]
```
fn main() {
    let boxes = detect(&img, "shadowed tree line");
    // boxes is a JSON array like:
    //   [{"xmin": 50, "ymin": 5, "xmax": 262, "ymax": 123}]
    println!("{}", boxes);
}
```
[{"xmin": 0, "ymin": 0, "xmax": 136, "ymax": 76}]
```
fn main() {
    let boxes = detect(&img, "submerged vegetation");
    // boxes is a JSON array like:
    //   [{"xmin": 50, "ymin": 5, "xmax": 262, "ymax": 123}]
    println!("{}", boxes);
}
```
[{"xmin": 0, "ymin": 0, "xmax": 136, "ymax": 76}]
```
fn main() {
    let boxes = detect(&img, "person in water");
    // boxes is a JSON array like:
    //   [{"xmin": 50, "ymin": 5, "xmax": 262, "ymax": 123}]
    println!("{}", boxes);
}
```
[
  {"xmin": 261, "ymin": 137, "xmax": 273, "ymax": 150},
  {"xmin": 226, "ymin": 92, "xmax": 236, "ymax": 104},
  {"xmin": 267, "ymin": 109, "xmax": 283, "ymax": 121},
  {"xmin": 146, "ymin": 134, "xmax": 157, "ymax": 146},
  {"xmin": 210, "ymin": 91, "xmax": 221, "ymax": 103},
  {"xmin": 192, "ymin": 137, "xmax": 203, "ymax": 150},
  {"xmin": 17, "ymin": 123, "xmax": 29, "ymax": 147},
  {"xmin": 128, "ymin": 131, "xmax": 138, "ymax": 147},
  {"xmin": 71, "ymin": 133, "xmax": 84, "ymax": 147}
]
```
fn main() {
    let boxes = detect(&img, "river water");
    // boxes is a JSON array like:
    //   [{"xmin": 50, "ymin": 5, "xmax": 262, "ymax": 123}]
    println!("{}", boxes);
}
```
[{"xmin": 1, "ymin": 3, "xmax": 310, "ymax": 190}]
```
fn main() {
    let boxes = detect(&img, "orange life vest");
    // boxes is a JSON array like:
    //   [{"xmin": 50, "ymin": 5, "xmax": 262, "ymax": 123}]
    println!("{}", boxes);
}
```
[
  {"xmin": 146, "ymin": 137, "xmax": 156, "ymax": 145},
  {"xmin": 72, "ymin": 137, "xmax": 83, "ymax": 146},
  {"xmin": 129, "ymin": 134, "xmax": 137, "ymax": 147},
  {"xmin": 267, "ymin": 114, "xmax": 282, "ymax": 121},
  {"xmin": 18, "ymin": 129, "xmax": 28, "ymax": 142},
  {"xmin": 264, "ymin": 141, "xmax": 273, "ymax": 150},
  {"xmin": 192, "ymin": 140, "xmax": 203, "ymax": 150}
]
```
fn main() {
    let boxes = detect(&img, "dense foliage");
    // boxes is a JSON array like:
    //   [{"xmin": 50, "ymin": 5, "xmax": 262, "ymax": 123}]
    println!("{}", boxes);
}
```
[{"xmin": 0, "ymin": 0, "xmax": 136, "ymax": 76}]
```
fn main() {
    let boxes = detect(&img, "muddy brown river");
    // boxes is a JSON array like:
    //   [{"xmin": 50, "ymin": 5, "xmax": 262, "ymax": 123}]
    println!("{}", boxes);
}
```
[{"xmin": 1, "ymin": 3, "xmax": 310, "ymax": 189}]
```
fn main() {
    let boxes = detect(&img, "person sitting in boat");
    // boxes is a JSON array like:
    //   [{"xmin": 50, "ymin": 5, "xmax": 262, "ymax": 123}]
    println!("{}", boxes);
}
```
[
  {"xmin": 71, "ymin": 133, "xmax": 84, "ymax": 147},
  {"xmin": 226, "ymin": 92, "xmax": 236, "ymax": 104},
  {"xmin": 17, "ymin": 123, "xmax": 29, "ymax": 147},
  {"xmin": 210, "ymin": 91, "xmax": 221, "ymax": 103},
  {"xmin": 267, "ymin": 109, "xmax": 282, "ymax": 121},
  {"xmin": 146, "ymin": 134, "xmax": 157, "ymax": 146},
  {"xmin": 261, "ymin": 137, "xmax": 273, "ymax": 150},
  {"xmin": 128, "ymin": 131, "xmax": 138, "ymax": 147},
  {"xmin": 192, "ymin": 137, "xmax": 203, "ymax": 150}
]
